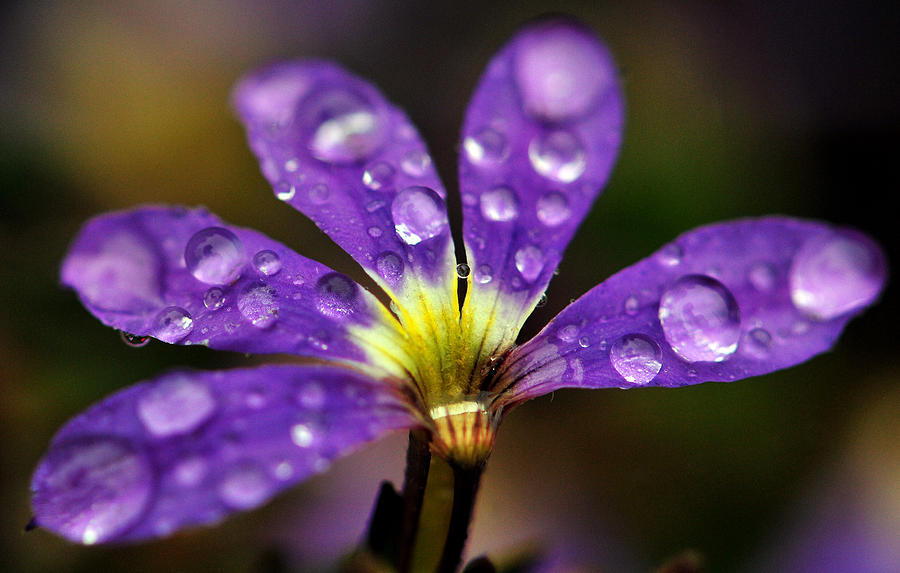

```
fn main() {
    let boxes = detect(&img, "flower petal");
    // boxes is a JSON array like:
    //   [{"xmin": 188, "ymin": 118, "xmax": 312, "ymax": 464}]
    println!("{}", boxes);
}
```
[
  {"xmin": 458, "ymin": 18, "xmax": 625, "ymax": 360},
  {"xmin": 61, "ymin": 206, "xmax": 411, "ymax": 376},
  {"xmin": 232, "ymin": 60, "xmax": 458, "ymax": 339},
  {"xmin": 30, "ymin": 365, "xmax": 419, "ymax": 544},
  {"xmin": 496, "ymin": 218, "xmax": 886, "ymax": 403}
]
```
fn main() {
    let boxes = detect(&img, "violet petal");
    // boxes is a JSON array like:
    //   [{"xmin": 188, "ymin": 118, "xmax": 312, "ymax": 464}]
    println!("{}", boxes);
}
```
[
  {"xmin": 497, "ymin": 217, "xmax": 886, "ymax": 403},
  {"xmin": 61, "ymin": 206, "xmax": 411, "ymax": 375},
  {"xmin": 30, "ymin": 365, "xmax": 418, "ymax": 544},
  {"xmin": 458, "ymin": 18, "xmax": 625, "ymax": 355}
]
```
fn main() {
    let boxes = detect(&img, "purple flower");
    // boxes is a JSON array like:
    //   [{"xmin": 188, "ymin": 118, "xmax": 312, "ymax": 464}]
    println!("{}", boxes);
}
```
[{"xmin": 31, "ymin": 17, "xmax": 885, "ymax": 551}]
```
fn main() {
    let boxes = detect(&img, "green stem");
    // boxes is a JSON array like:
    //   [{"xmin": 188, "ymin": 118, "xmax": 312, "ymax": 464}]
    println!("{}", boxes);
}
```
[
  {"xmin": 435, "ymin": 464, "xmax": 484, "ymax": 573},
  {"xmin": 396, "ymin": 429, "xmax": 432, "ymax": 573}
]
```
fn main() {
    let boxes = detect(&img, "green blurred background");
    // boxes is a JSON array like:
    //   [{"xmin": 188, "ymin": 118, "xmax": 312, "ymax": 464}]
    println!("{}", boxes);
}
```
[{"xmin": 2, "ymin": 1, "xmax": 897, "ymax": 571}]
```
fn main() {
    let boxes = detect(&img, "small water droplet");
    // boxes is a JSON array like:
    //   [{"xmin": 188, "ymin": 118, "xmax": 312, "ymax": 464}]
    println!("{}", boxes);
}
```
[
  {"xmin": 153, "ymin": 306, "xmax": 194, "ymax": 343},
  {"xmin": 536, "ymin": 191, "xmax": 571, "ymax": 226},
  {"xmin": 578, "ymin": 336, "xmax": 590, "ymax": 348},
  {"xmin": 363, "ymin": 161, "xmax": 395, "ymax": 190},
  {"xmin": 400, "ymin": 150, "xmax": 431, "ymax": 177},
  {"xmin": 537, "ymin": 293, "xmax": 548, "ymax": 307},
  {"xmin": 463, "ymin": 127, "xmax": 509, "ymax": 166},
  {"xmin": 479, "ymin": 186, "xmax": 519, "ymax": 222},
  {"xmin": 120, "ymin": 331, "xmax": 150, "ymax": 347},
  {"xmin": 461, "ymin": 193, "xmax": 478, "ymax": 207},
  {"xmin": 290, "ymin": 423, "xmax": 315, "ymax": 448},
  {"xmin": 203, "ymin": 287, "xmax": 226, "ymax": 310},
  {"xmin": 275, "ymin": 181, "xmax": 296, "ymax": 201},
  {"xmin": 252, "ymin": 250, "xmax": 282, "ymax": 276},
  {"xmin": 391, "ymin": 186, "xmax": 448, "ymax": 245},
  {"xmin": 747, "ymin": 262, "xmax": 776, "ymax": 292},
  {"xmin": 238, "ymin": 283, "xmax": 279, "ymax": 328},
  {"xmin": 304, "ymin": 88, "xmax": 382, "ymax": 163},
  {"xmin": 528, "ymin": 130, "xmax": 586, "ymax": 183},
  {"xmin": 184, "ymin": 227, "xmax": 245, "ymax": 285},
  {"xmin": 172, "ymin": 456, "xmax": 208, "ymax": 487},
  {"xmin": 375, "ymin": 252, "xmax": 404, "ymax": 283},
  {"xmin": 366, "ymin": 227, "xmax": 383, "ymax": 240},
  {"xmin": 557, "ymin": 324, "xmax": 579, "ymax": 342},
  {"xmin": 137, "ymin": 375, "xmax": 215, "ymax": 437},
  {"xmin": 514, "ymin": 245, "xmax": 544, "ymax": 283},
  {"xmin": 315, "ymin": 273, "xmax": 359, "ymax": 318},
  {"xmin": 297, "ymin": 382, "xmax": 326, "ymax": 409},
  {"xmin": 365, "ymin": 199, "xmax": 386, "ymax": 213},
  {"xmin": 658, "ymin": 275, "xmax": 741, "ymax": 362},
  {"xmin": 743, "ymin": 327, "xmax": 772, "ymax": 358},
  {"xmin": 624, "ymin": 295, "xmax": 639, "ymax": 316},
  {"xmin": 308, "ymin": 183, "xmax": 331, "ymax": 204},
  {"xmin": 456, "ymin": 263, "xmax": 471, "ymax": 279},
  {"xmin": 789, "ymin": 232, "xmax": 884, "ymax": 320},
  {"xmin": 658, "ymin": 243, "xmax": 683, "ymax": 267},
  {"xmin": 475, "ymin": 264, "xmax": 493, "ymax": 284},
  {"xmin": 610, "ymin": 334, "xmax": 662, "ymax": 384},
  {"xmin": 218, "ymin": 463, "xmax": 273, "ymax": 510},
  {"xmin": 284, "ymin": 158, "xmax": 299, "ymax": 172}
]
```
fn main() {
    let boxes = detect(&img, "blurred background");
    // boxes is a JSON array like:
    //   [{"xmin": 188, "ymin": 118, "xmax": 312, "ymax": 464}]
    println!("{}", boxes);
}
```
[{"xmin": 1, "ymin": 1, "xmax": 898, "ymax": 571}]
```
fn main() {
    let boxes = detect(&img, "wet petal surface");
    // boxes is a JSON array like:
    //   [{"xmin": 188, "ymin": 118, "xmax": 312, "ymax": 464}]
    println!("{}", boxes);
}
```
[
  {"xmin": 31, "ymin": 366, "xmax": 418, "ymax": 544},
  {"xmin": 496, "ymin": 218, "xmax": 886, "ymax": 402}
]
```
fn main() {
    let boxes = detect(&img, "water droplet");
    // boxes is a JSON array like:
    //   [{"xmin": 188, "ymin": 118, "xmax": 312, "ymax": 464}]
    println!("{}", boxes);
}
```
[
  {"xmin": 365, "ymin": 199, "xmax": 386, "ymax": 213},
  {"xmin": 557, "ymin": 324, "xmax": 579, "ymax": 342},
  {"xmin": 153, "ymin": 306, "xmax": 194, "ymax": 343},
  {"xmin": 31, "ymin": 438, "xmax": 152, "ymax": 545},
  {"xmin": 476, "ymin": 264, "xmax": 493, "ymax": 284},
  {"xmin": 536, "ymin": 293, "xmax": 548, "ymax": 307},
  {"xmin": 578, "ymin": 336, "xmax": 590, "ymax": 348},
  {"xmin": 137, "ymin": 375, "xmax": 215, "ymax": 437},
  {"xmin": 610, "ymin": 334, "xmax": 662, "ymax": 384},
  {"xmin": 514, "ymin": 245, "xmax": 544, "ymax": 283},
  {"xmin": 624, "ymin": 295, "xmax": 639, "ymax": 316},
  {"xmin": 456, "ymin": 263, "xmax": 471, "ymax": 279},
  {"xmin": 275, "ymin": 181, "xmax": 296, "ymax": 201},
  {"xmin": 304, "ymin": 88, "xmax": 383, "ymax": 163},
  {"xmin": 658, "ymin": 243, "xmax": 683, "ymax": 267},
  {"xmin": 308, "ymin": 183, "xmax": 331, "ymax": 204},
  {"xmin": 184, "ymin": 227, "xmax": 245, "ymax": 285},
  {"xmin": 746, "ymin": 262, "xmax": 776, "ymax": 292},
  {"xmin": 238, "ymin": 283, "xmax": 279, "ymax": 328},
  {"xmin": 290, "ymin": 423, "xmax": 316, "ymax": 448},
  {"xmin": 463, "ymin": 127, "xmax": 509, "ymax": 165},
  {"xmin": 391, "ymin": 186, "xmax": 448, "ymax": 245},
  {"xmin": 658, "ymin": 275, "xmax": 741, "ymax": 362},
  {"xmin": 743, "ymin": 327, "xmax": 772, "ymax": 358},
  {"xmin": 528, "ymin": 130, "xmax": 586, "ymax": 183},
  {"xmin": 218, "ymin": 463, "xmax": 273, "ymax": 509},
  {"xmin": 479, "ymin": 186, "xmax": 519, "ymax": 222},
  {"xmin": 252, "ymin": 250, "xmax": 282, "ymax": 276},
  {"xmin": 284, "ymin": 158, "xmax": 299, "ymax": 172},
  {"xmin": 120, "ymin": 331, "xmax": 150, "ymax": 347},
  {"xmin": 400, "ymin": 150, "xmax": 431, "ymax": 177},
  {"xmin": 789, "ymin": 233, "xmax": 884, "ymax": 320},
  {"xmin": 315, "ymin": 273, "xmax": 359, "ymax": 318},
  {"xmin": 514, "ymin": 24, "xmax": 610, "ymax": 121},
  {"xmin": 203, "ymin": 287, "xmax": 226, "ymax": 310},
  {"xmin": 536, "ymin": 191, "xmax": 571, "ymax": 226},
  {"xmin": 245, "ymin": 387, "xmax": 267, "ymax": 409},
  {"xmin": 172, "ymin": 456, "xmax": 208, "ymax": 487},
  {"xmin": 367, "ymin": 226, "xmax": 384, "ymax": 239},
  {"xmin": 375, "ymin": 252, "xmax": 404, "ymax": 283},
  {"xmin": 297, "ymin": 382, "xmax": 326, "ymax": 409},
  {"xmin": 363, "ymin": 161, "xmax": 395, "ymax": 190}
]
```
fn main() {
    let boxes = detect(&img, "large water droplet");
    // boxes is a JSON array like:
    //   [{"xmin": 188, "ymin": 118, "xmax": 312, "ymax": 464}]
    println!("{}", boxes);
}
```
[
  {"xmin": 480, "ymin": 186, "xmax": 519, "ymax": 222},
  {"xmin": 218, "ymin": 463, "xmax": 273, "ymax": 509},
  {"xmin": 363, "ymin": 161, "xmax": 395, "ymax": 190},
  {"xmin": 514, "ymin": 24, "xmax": 611, "ymax": 122},
  {"xmin": 253, "ymin": 250, "xmax": 282, "ymax": 276},
  {"xmin": 514, "ymin": 246, "xmax": 544, "ymax": 283},
  {"xmin": 153, "ymin": 306, "xmax": 194, "ymax": 343},
  {"xmin": 375, "ymin": 252, "xmax": 404, "ymax": 283},
  {"xmin": 137, "ymin": 376, "xmax": 216, "ymax": 437},
  {"xmin": 789, "ymin": 233, "xmax": 884, "ymax": 320},
  {"xmin": 238, "ymin": 284, "xmax": 279, "ymax": 328},
  {"xmin": 304, "ymin": 88, "xmax": 382, "ymax": 163},
  {"xmin": 610, "ymin": 334, "xmax": 663, "ymax": 385},
  {"xmin": 391, "ymin": 186, "xmax": 448, "ymax": 245},
  {"xmin": 528, "ymin": 130, "xmax": 586, "ymax": 183},
  {"xmin": 658, "ymin": 275, "xmax": 741, "ymax": 362},
  {"xmin": 31, "ymin": 438, "xmax": 152, "ymax": 545},
  {"xmin": 315, "ymin": 273, "xmax": 359, "ymax": 318},
  {"xmin": 120, "ymin": 331, "xmax": 150, "ymax": 347},
  {"xmin": 536, "ymin": 191, "xmax": 571, "ymax": 226},
  {"xmin": 463, "ymin": 127, "xmax": 509, "ymax": 166},
  {"xmin": 203, "ymin": 287, "xmax": 226, "ymax": 310},
  {"xmin": 184, "ymin": 227, "xmax": 245, "ymax": 285}
]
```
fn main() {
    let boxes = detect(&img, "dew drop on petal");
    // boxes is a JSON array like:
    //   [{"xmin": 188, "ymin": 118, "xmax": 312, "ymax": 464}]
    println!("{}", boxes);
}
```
[
  {"xmin": 252, "ymin": 250, "xmax": 282, "ymax": 276},
  {"xmin": 743, "ymin": 327, "xmax": 772, "ymax": 358},
  {"xmin": 375, "ymin": 252, "xmax": 404, "ymax": 283},
  {"xmin": 275, "ymin": 181, "xmax": 296, "ymax": 201},
  {"xmin": 456, "ymin": 263, "xmax": 471, "ymax": 279},
  {"xmin": 367, "ymin": 226, "xmax": 384, "ymax": 238},
  {"xmin": 400, "ymin": 150, "xmax": 431, "ymax": 177},
  {"xmin": 748, "ymin": 262, "xmax": 776, "ymax": 292},
  {"xmin": 789, "ymin": 232, "xmax": 884, "ymax": 320},
  {"xmin": 120, "ymin": 331, "xmax": 150, "ymax": 347},
  {"xmin": 578, "ymin": 336, "xmax": 590, "ymax": 348},
  {"xmin": 238, "ymin": 283, "xmax": 279, "ymax": 328},
  {"xmin": 391, "ymin": 186, "xmax": 448, "ymax": 245},
  {"xmin": 610, "ymin": 334, "xmax": 662, "ymax": 384},
  {"xmin": 659, "ymin": 275, "xmax": 741, "ymax": 362},
  {"xmin": 184, "ymin": 227, "xmax": 245, "ymax": 285},
  {"xmin": 514, "ymin": 245, "xmax": 544, "ymax": 283},
  {"xmin": 475, "ymin": 264, "xmax": 493, "ymax": 284},
  {"xmin": 557, "ymin": 324, "xmax": 579, "ymax": 342},
  {"xmin": 463, "ymin": 127, "xmax": 509, "ymax": 166},
  {"xmin": 218, "ymin": 463, "xmax": 273, "ymax": 510},
  {"xmin": 536, "ymin": 191, "xmax": 571, "ymax": 226},
  {"xmin": 480, "ymin": 186, "xmax": 519, "ymax": 222},
  {"xmin": 624, "ymin": 295, "xmax": 639, "ymax": 316},
  {"xmin": 297, "ymin": 382, "xmax": 326, "ymax": 409},
  {"xmin": 528, "ymin": 130, "xmax": 586, "ymax": 183},
  {"xmin": 153, "ymin": 306, "xmax": 194, "ymax": 343},
  {"xmin": 308, "ymin": 183, "xmax": 331, "ymax": 204},
  {"xmin": 31, "ymin": 438, "xmax": 153, "ymax": 545},
  {"xmin": 304, "ymin": 88, "xmax": 383, "ymax": 163},
  {"xmin": 363, "ymin": 161, "xmax": 395, "ymax": 190},
  {"xmin": 172, "ymin": 456, "xmax": 208, "ymax": 487},
  {"xmin": 203, "ymin": 287, "xmax": 226, "ymax": 310},
  {"xmin": 290, "ymin": 423, "xmax": 315, "ymax": 448},
  {"xmin": 137, "ymin": 376, "xmax": 216, "ymax": 437},
  {"xmin": 658, "ymin": 243, "xmax": 683, "ymax": 267},
  {"xmin": 537, "ymin": 293, "xmax": 548, "ymax": 307},
  {"xmin": 315, "ymin": 272, "xmax": 359, "ymax": 318}
]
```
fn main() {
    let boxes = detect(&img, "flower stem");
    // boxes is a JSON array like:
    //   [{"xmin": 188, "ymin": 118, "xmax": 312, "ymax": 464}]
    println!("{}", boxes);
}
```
[
  {"xmin": 396, "ymin": 429, "xmax": 432, "ymax": 573},
  {"xmin": 435, "ymin": 463, "xmax": 484, "ymax": 573}
]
